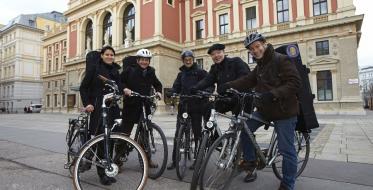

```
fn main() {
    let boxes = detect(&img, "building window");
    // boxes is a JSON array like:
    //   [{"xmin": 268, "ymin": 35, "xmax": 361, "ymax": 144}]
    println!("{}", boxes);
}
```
[
  {"xmin": 55, "ymin": 43, "xmax": 59, "ymax": 51},
  {"xmin": 246, "ymin": 7, "xmax": 257, "ymax": 30},
  {"xmin": 317, "ymin": 70, "xmax": 333, "ymax": 101},
  {"xmin": 48, "ymin": 46, "xmax": 52, "ymax": 53},
  {"xmin": 55, "ymin": 81, "xmax": 58, "ymax": 87},
  {"xmin": 196, "ymin": 58, "xmax": 204, "ymax": 69},
  {"xmin": 196, "ymin": 19, "xmax": 204, "ymax": 39},
  {"xmin": 123, "ymin": 4, "xmax": 135, "ymax": 41},
  {"xmin": 47, "ymin": 95, "xmax": 50, "ymax": 107},
  {"xmin": 62, "ymin": 93, "xmax": 65, "ymax": 107},
  {"xmin": 62, "ymin": 80, "xmax": 65, "ymax": 86},
  {"xmin": 55, "ymin": 58, "xmax": 59, "ymax": 71},
  {"xmin": 102, "ymin": 13, "xmax": 113, "ymax": 46},
  {"xmin": 167, "ymin": 0, "xmax": 174, "ymax": 6},
  {"xmin": 196, "ymin": 0, "xmax": 203, "ymax": 6},
  {"xmin": 54, "ymin": 94, "xmax": 58, "ymax": 107},
  {"xmin": 63, "ymin": 41, "xmax": 67, "ymax": 48},
  {"xmin": 219, "ymin": 13, "xmax": 229, "ymax": 35},
  {"xmin": 316, "ymin": 40, "xmax": 329, "ymax": 56},
  {"xmin": 313, "ymin": 0, "xmax": 328, "ymax": 16},
  {"xmin": 48, "ymin": 82, "xmax": 50, "ymax": 89},
  {"xmin": 85, "ymin": 20, "xmax": 93, "ymax": 50},
  {"xmin": 277, "ymin": 0, "xmax": 289, "ymax": 23},
  {"xmin": 63, "ymin": 56, "xmax": 66, "ymax": 63},
  {"xmin": 28, "ymin": 19, "xmax": 35, "ymax": 27},
  {"xmin": 48, "ymin": 60, "xmax": 52, "ymax": 73}
]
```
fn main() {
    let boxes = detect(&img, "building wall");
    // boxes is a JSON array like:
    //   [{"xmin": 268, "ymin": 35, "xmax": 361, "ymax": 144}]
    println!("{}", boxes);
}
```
[{"xmin": 62, "ymin": 0, "xmax": 364, "ymax": 114}]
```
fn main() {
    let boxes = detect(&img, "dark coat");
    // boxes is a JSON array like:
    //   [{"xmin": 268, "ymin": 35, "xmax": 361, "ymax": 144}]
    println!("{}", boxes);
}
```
[
  {"xmin": 121, "ymin": 64, "xmax": 163, "ymax": 122},
  {"xmin": 171, "ymin": 63, "xmax": 214, "ymax": 113},
  {"xmin": 226, "ymin": 44, "xmax": 301, "ymax": 121},
  {"xmin": 79, "ymin": 60, "xmax": 123, "ymax": 134},
  {"xmin": 193, "ymin": 56, "xmax": 250, "ymax": 91}
]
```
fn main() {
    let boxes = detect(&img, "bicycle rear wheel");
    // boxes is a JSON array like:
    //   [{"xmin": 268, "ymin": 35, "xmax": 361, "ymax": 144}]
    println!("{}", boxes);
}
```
[
  {"xmin": 66, "ymin": 122, "xmax": 87, "ymax": 175},
  {"xmin": 72, "ymin": 133, "xmax": 148, "ymax": 190},
  {"xmin": 137, "ymin": 122, "xmax": 168, "ymax": 179},
  {"xmin": 199, "ymin": 132, "xmax": 241, "ymax": 190},
  {"xmin": 271, "ymin": 131, "xmax": 310, "ymax": 180}
]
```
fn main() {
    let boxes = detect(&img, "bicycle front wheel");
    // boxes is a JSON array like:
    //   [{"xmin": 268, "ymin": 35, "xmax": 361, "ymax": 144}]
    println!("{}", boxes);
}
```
[
  {"xmin": 199, "ymin": 132, "xmax": 241, "ymax": 190},
  {"xmin": 271, "ymin": 131, "xmax": 310, "ymax": 180},
  {"xmin": 190, "ymin": 131, "xmax": 209, "ymax": 190},
  {"xmin": 72, "ymin": 133, "xmax": 148, "ymax": 190},
  {"xmin": 175, "ymin": 123, "xmax": 195, "ymax": 180}
]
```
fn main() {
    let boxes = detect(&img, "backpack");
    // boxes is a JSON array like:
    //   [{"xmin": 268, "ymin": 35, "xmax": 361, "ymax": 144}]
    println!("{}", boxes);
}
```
[
  {"xmin": 274, "ymin": 44, "xmax": 319, "ymax": 132},
  {"xmin": 85, "ymin": 50, "xmax": 101, "ymax": 72},
  {"xmin": 122, "ymin": 56, "xmax": 138, "ymax": 70}
]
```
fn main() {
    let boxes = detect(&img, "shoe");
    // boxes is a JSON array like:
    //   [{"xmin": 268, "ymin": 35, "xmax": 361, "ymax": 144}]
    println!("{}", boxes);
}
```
[
  {"xmin": 278, "ymin": 183, "xmax": 290, "ymax": 190},
  {"xmin": 167, "ymin": 162, "xmax": 176, "ymax": 170},
  {"xmin": 99, "ymin": 175, "xmax": 112, "ymax": 186},
  {"xmin": 243, "ymin": 169, "xmax": 257, "ymax": 183},
  {"xmin": 108, "ymin": 177, "xmax": 117, "ymax": 184},
  {"xmin": 149, "ymin": 160, "xmax": 159, "ymax": 168}
]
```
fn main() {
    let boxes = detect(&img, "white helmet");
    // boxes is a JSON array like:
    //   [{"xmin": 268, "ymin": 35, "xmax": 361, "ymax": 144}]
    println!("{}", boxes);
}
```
[{"xmin": 136, "ymin": 49, "xmax": 152, "ymax": 58}]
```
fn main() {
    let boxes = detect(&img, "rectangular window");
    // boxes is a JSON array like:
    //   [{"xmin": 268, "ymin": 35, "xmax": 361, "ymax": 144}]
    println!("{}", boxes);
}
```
[
  {"xmin": 55, "ymin": 58, "xmax": 59, "ymax": 71},
  {"xmin": 316, "ymin": 40, "xmax": 329, "ymax": 56},
  {"xmin": 167, "ymin": 0, "xmax": 173, "ymax": 6},
  {"xmin": 196, "ymin": 19, "xmax": 204, "ymax": 39},
  {"xmin": 246, "ymin": 7, "xmax": 257, "ymax": 30},
  {"xmin": 55, "ymin": 81, "xmax": 58, "ymax": 87},
  {"xmin": 48, "ymin": 82, "xmax": 50, "ymax": 89},
  {"xmin": 277, "ymin": 0, "xmax": 289, "ymax": 23},
  {"xmin": 62, "ymin": 93, "xmax": 66, "ymax": 106},
  {"xmin": 47, "ymin": 95, "xmax": 50, "ymax": 107},
  {"xmin": 54, "ymin": 94, "xmax": 58, "ymax": 107},
  {"xmin": 313, "ymin": 0, "xmax": 328, "ymax": 16},
  {"xmin": 196, "ymin": 58, "xmax": 204, "ymax": 69},
  {"xmin": 317, "ymin": 70, "xmax": 333, "ymax": 101},
  {"xmin": 62, "ymin": 80, "xmax": 65, "ymax": 86},
  {"xmin": 63, "ymin": 56, "xmax": 67, "ymax": 63},
  {"xmin": 196, "ymin": 0, "xmax": 203, "ymax": 6},
  {"xmin": 63, "ymin": 41, "xmax": 67, "ymax": 48},
  {"xmin": 219, "ymin": 13, "xmax": 229, "ymax": 35}
]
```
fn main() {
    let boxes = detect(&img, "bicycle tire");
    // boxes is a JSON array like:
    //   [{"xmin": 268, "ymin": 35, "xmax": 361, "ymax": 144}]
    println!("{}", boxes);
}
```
[
  {"xmin": 72, "ymin": 133, "xmax": 148, "ymax": 190},
  {"xmin": 271, "ymin": 131, "xmax": 310, "ymax": 180}
]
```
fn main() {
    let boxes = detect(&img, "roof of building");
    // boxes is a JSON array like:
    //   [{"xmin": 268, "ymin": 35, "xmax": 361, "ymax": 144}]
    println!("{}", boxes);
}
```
[
  {"xmin": 0, "ymin": 11, "xmax": 66, "ymax": 32},
  {"xmin": 361, "ymin": 66, "xmax": 373, "ymax": 71}
]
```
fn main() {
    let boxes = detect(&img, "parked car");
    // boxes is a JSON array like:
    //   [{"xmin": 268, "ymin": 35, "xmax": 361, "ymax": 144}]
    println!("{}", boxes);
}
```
[
  {"xmin": 0, "ymin": 107, "xmax": 5, "ymax": 112},
  {"xmin": 26, "ymin": 104, "xmax": 43, "ymax": 113}
]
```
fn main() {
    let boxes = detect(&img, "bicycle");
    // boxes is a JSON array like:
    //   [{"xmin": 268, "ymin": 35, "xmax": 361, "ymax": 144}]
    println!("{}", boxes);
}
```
[
  {"xmin": 65, "ymin": 111, "xmax": 90, "ymax": 175},
  {"xmin": 198, "ymin": 88, "xmax": 310, "ymax": 190},
  {"xmin": 130, "ymin": 91, "xmax": 168, "ymax": 179},
  {"xmin": 72, "ymin": 75, "xmax": 148, "ymax": 190},
  {"xmin": 190, "ymin": 91, "xmax": 225, "ymax": 190},
  {"xmin": 170, "ymin": 93, "xmax": 207, "ymax": 180}
]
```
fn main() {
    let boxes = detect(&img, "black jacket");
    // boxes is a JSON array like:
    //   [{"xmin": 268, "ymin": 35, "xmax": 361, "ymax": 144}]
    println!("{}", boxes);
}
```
[
  {"xmin": 171, "ymin": 63, "xmax": 214, "ymax": 113},
  {"xmin": 79, "ymin": 60, "xmax": 123, "ymax": 133},
  {"xmin": 193, "ymin": 56, "xmax": 250, "ymax": 91},
  {"xmin": 121, "ymin": 64, "xmax": 163, "ymax": 107}
]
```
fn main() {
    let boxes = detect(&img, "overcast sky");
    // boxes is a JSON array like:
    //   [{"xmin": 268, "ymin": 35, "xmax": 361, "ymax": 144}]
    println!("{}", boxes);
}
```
[{"xmin": 0, "ymin": 0, "xmax": 371, "ymax": 68}]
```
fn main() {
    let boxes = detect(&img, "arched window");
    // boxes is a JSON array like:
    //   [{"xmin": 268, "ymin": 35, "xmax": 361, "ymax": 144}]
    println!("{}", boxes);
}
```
[
  {"xmin": 103, "ymin": 13, "xmax": 113, "ymax": 46},
  {"xmin": 123, "ymin": 4, "xmax": 135, "ymax": 41},
  {"xmin": 85, "ymin": 20, "xmax": 93, "ymax": 50}
]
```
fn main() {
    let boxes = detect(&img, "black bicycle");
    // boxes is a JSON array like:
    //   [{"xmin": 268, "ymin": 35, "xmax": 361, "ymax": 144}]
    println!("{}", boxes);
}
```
[
  {"xmin": 198, "ymin": 89, "xmax": 310, "ymax": 190},
  {"xmin": 170, "ymin": 93, "xmax": 207, "ymax": 180},
  {"xmin": 130, "ymin": 91, "xmax": 168, "ymax": 180},
  {"xmin": 72, "ymin": 75, "xmax": 148, "ymax": 190},
  {"xmin": 65, "ymin": 111, "xmax": 90, "ymax": 175},
  {"xmin": 190, "ymin": 91, "xmax": 224, "ymax": 190}
]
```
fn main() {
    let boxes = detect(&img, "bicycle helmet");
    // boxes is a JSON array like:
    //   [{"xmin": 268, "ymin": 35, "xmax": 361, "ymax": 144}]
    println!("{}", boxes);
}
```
[
  {"xmin": 181, "ymin": 50, "xmax": 194, "ymax": 59},
  {"xmin": 244, "ymin": 32, "xmax": 266, "ymax": 49},
  {"xmin": 136, "ymin": 49, "xmax": 152, "ymax": 58}
]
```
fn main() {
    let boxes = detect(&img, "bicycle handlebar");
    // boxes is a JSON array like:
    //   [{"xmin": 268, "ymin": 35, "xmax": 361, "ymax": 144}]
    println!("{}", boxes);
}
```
[{"xmin": 130, "ymin": 91, "xmax": 160, "ymax": 100}]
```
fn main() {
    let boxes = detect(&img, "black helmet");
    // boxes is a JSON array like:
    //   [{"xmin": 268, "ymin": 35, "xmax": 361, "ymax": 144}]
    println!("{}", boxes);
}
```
[
  {"xmin": 181, "ymin": 50, "xmax": 194, "ymax": 59},
  {"xmin": 244, "ymin": 32, "xmax": 266, "ymax": 49}
]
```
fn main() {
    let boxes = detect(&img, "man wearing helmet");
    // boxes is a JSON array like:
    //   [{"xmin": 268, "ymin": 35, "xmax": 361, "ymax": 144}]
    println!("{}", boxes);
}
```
[
  {"xmin": 166, "ymin": 50, "xmax": 214, "ymax": 170},
  {"xmin": 220, "ymin": 33, "xmax": 301, "ymax": 190},
  {"xmin": 120, "ymin": 48, "xmax": 162, "ymax": 168}
]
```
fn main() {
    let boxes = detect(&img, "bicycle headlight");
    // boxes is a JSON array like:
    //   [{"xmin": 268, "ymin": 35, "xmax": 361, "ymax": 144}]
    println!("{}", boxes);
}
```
[
  {"xmin": 206, "ymin": 121, "xmax": 214, "ymax": 129},
  {"xmin": 148, "ymin": 114, "xmax": 153, "ymax": 120},
  {"xmin": 182, "ymin": 112, "xmax": 188, "ymax": 119}
]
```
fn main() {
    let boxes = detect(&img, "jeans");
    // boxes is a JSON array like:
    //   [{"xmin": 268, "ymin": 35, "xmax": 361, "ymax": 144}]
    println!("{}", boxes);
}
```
[{"xmin": 241, "ymin": 112, "xmax": 298, "ymax": 190}]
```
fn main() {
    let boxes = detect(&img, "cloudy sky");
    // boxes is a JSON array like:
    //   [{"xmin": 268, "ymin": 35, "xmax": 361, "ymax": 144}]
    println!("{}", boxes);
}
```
[{"xmin": 0, "ymin": 0, "xmax": 371, "ymax": 68}]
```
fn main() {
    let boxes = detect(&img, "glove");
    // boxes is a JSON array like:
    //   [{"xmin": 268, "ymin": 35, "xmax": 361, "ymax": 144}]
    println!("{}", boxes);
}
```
[
  {"xmin": 217, "ymin": 83, "xmax": 230, "ymax": 95},
  {"xmin": 190, "ymin": 86, "xmax": 198, "ymax": 95},
  {"xmin": 260, "ymin": 92, "xmax": 275, "ymax": 105}
]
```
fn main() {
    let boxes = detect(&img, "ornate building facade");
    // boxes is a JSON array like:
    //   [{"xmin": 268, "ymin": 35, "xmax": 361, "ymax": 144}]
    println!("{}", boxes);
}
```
[{"xmin": 61, "ymin": 0, "xmax": 364, "ymax": 114}]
